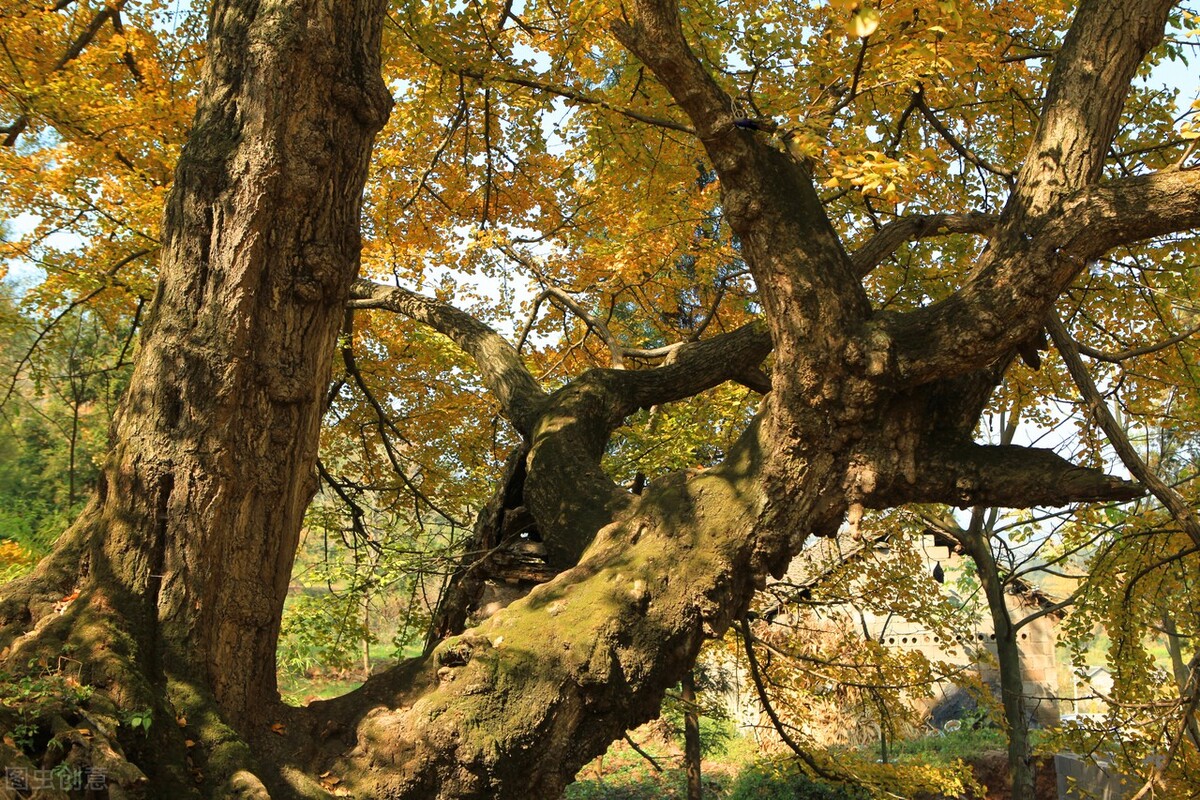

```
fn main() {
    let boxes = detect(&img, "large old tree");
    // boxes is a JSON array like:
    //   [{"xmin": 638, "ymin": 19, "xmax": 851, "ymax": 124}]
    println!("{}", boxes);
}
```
[{"xmin": 1, "ymin": 0, "xmax": 1199, "ymax": 797}]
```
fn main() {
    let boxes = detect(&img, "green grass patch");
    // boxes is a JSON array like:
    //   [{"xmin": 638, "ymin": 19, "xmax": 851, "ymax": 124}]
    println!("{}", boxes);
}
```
[
  {"xmin": 888, "ymin": 727, "xmax": 1008, "ymax": 764},
  {"xmin": 564, "ymin": 766, "xmax": 734, "ymax": 800}
]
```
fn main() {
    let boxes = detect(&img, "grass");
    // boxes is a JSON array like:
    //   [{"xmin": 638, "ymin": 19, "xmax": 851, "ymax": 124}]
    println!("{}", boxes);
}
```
[
  {"xmin": 278, "ymin": 641, "xmax": 424, "ymax": 706},
  {"xmin": 563, "ymin": 734, "xmax": 740, "ymax": 800},
  {"xmin": 279, "ymin": 673, "xmax": 364, "ymax": 705},
  {"xmin": 563, "ymin": 745, "xmax": 873, "ymax": 800},
  {"xmin": 562, "ymin": 720, "xmax": 874, "ymax": 800},
  {"xmin": 888, "ymin": 726, "xmax": 1009, "ymax": 764}
]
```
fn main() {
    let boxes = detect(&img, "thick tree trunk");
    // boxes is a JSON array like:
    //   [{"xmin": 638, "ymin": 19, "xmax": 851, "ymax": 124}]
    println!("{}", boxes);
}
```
[
  {"xmin": 116, "ymin": 0, "xmax": 389, "ymax": 721},
  {"xmin": 1, "ymin": 0, "xmax": 390, "ymax": 792}
]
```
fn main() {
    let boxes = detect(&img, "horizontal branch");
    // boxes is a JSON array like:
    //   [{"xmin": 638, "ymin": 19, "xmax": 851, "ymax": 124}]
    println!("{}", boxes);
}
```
[
  {"xmin": 864, "ymin": 441, "xmax": 1144, "ymax": 510},
  {"xmin": 888, "ymin": 168, "xmax": 1200, "ymax": 386},
  {"xmin": 498, "ymin": 71, "xmax": 693, "ymax": 134},
  {"xmin": 850, "ymin": 211, "xmax": 998, "ymax": 277},
  {"xmin": 1056, "ymin": 168, "xmax": 1200, "ymax": 256},
  {"xmin": 348, "ymin": 279, "xmax": 545, "ymax": 434},
  {"xmin": 608, "ymin": 320, "xmax": 773, "ymax": 415},
  {"xmin": 1075, "ymin": 321, "xmax": 1200, "ymax": 363},
  {"xmin": 451, "ymin": 65, "xmax": 694, "ymax": 134}
]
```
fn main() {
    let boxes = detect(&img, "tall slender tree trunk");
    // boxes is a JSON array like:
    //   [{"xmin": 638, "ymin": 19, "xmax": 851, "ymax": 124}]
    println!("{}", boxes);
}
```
[
  {"xmin": 682, "ymin": 669, "xmax": 703, "ymax": 800},
  {"xmin": 67, "ymin": 390, "xmax": 79, "ymax": 510},
  {"xmin": 961, "ymin": 519, "xmax": 1035, "ymax": 800}
]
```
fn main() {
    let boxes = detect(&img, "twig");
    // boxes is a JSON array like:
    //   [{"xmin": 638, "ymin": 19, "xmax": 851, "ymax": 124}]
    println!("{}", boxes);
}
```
[
  {"xmin": 1047, "ymin": 313, "xmax": 1200, "ymax": 548},
  {"xmin": 622, "ymin": 733, "xmax": 664, "ymax": 772},
  {"xmin": 0, "ymin": 247, "xmax": 154, "ymax": 411},
  {"xmin": 1129, "ymin": 649, "xmax": 1200, "ymax": 800},
  {"xmin": 4, "ymin": 0, "xmax": 130, "ymax": 146},
  {"xmin": 913, "ymin": 89, "xmax": 1013, "ymax": 182},
  {"xmin": 1072, "ymin": 321, "xmax": 1200, "ymax": 363},
  {"xmin": 739, "ymin": 618, "xmax": 839, "ymax": 781}
]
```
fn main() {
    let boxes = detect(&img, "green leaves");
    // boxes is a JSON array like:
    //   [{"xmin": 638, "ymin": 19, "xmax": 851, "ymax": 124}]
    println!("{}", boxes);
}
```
[{"xmin": 122, "ymin": 709, "xmax": 153, "ymax": 736}]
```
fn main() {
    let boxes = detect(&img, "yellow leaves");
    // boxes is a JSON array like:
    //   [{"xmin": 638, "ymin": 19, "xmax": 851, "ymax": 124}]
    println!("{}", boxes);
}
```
[
  {"xmin": 0, "ymin": 539, "xmax": 32, "ymax": 565},
  {"xmin": 319, "ymin": 770, "xmax": 353, "ymax": 796},
  {"xmin": 848, "ymin": 6, "xmax": 880, "ymax": 38},
  {"xmin": 1179, "ymin": 98, "xmax": 1200, "ymax": 140},
  {"xmin": 827, "ymin": 1, "xmax": 880, "ymax": 38},
  {"xmin": 0, "ymin": 0, "xmax": 197, "ymax": 319},
  {"xmin": 0, "ymin": 539, "xmax": 37, "ymax": 581},
  {"xmin": 823, "ymin": 149, "xmax": 929, "ymax": 203}
]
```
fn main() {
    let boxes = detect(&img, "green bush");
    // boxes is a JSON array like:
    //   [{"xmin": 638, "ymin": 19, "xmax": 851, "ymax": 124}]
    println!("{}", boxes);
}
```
[
  {"xmin": 727, "ymin": 762, "xmax": 869, "ymax": 800},
  {"xmin": 278, "ymin": 590, "xmax": 373, "ymax": 677}
]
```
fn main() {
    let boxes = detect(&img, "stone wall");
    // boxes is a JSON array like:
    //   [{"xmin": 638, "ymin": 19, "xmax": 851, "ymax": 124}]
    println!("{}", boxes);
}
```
[{"xmin": 780, "ymin": 533, "xmax": 1065, "ymax": 730}]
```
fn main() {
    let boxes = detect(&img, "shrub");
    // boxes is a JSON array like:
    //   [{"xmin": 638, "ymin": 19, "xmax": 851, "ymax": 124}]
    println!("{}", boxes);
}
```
[{"xmin": 728, "ymin": 762, "xmax": 869, "ymax": 800}]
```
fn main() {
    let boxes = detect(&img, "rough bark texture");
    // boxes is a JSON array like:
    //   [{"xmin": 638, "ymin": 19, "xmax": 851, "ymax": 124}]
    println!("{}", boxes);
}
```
[
  {"xmin": 1, "ymin": 0, "xmax": 1197, "ymax": 798},
  {"xmin": 1, "ymin": 0, "xmax": 390, "ymax": 794},
  {"xmin": 123, "ymin": 0, "xmax": 390, "ymax": 722}
]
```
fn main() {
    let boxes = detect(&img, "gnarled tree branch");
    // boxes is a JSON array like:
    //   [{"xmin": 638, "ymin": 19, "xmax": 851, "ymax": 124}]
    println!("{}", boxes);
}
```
[
  {"xmin": 349, "ymin": 279, "xmax": 546, "ymax": 434},
  {"xmin": 851, "ymin": 211, "xmax": 999, "ymax": 277},
  {"xmin": 886, "ymin": 0, "xmax": 1179, "ymax": 387},
  {"xmin": 861, "ymin": 441, "xmax": 1143, "ymax": 510},
  {"xmin": 610, "ymin": 320, "xmax": 773, "ymax": 410},
  {"xmin": 352, "ymin": 277, "xmax": 774, "ymax": 567},
  {"xmin": 1055, "ymin": 168, "xmax": 1200, "ymax": 256}
]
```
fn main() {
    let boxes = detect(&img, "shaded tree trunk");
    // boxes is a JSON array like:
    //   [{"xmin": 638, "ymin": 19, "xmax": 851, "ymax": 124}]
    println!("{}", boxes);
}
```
[{"xmin": 89, "ymin": 0, "xmax": 390, "ymax": 721}]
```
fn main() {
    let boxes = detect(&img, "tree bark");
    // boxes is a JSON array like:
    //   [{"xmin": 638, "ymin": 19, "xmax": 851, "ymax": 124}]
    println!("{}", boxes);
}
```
[
  {"xmin": 1, "ymin": 0, "xmax": 390, "ymax": 792},
  {"xmin": 101, "ymin": 0, "xmax": 390, "ymax": 720},
  {"xmin": 956, "ymin": 512, "xmax": 1036, "ymax": 800}
]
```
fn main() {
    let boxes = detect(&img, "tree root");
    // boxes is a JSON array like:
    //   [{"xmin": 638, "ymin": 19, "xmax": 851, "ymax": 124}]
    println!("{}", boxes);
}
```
[{"xmin": 1, "ymin": 579, "xmax": 279, "ymax": 799}]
